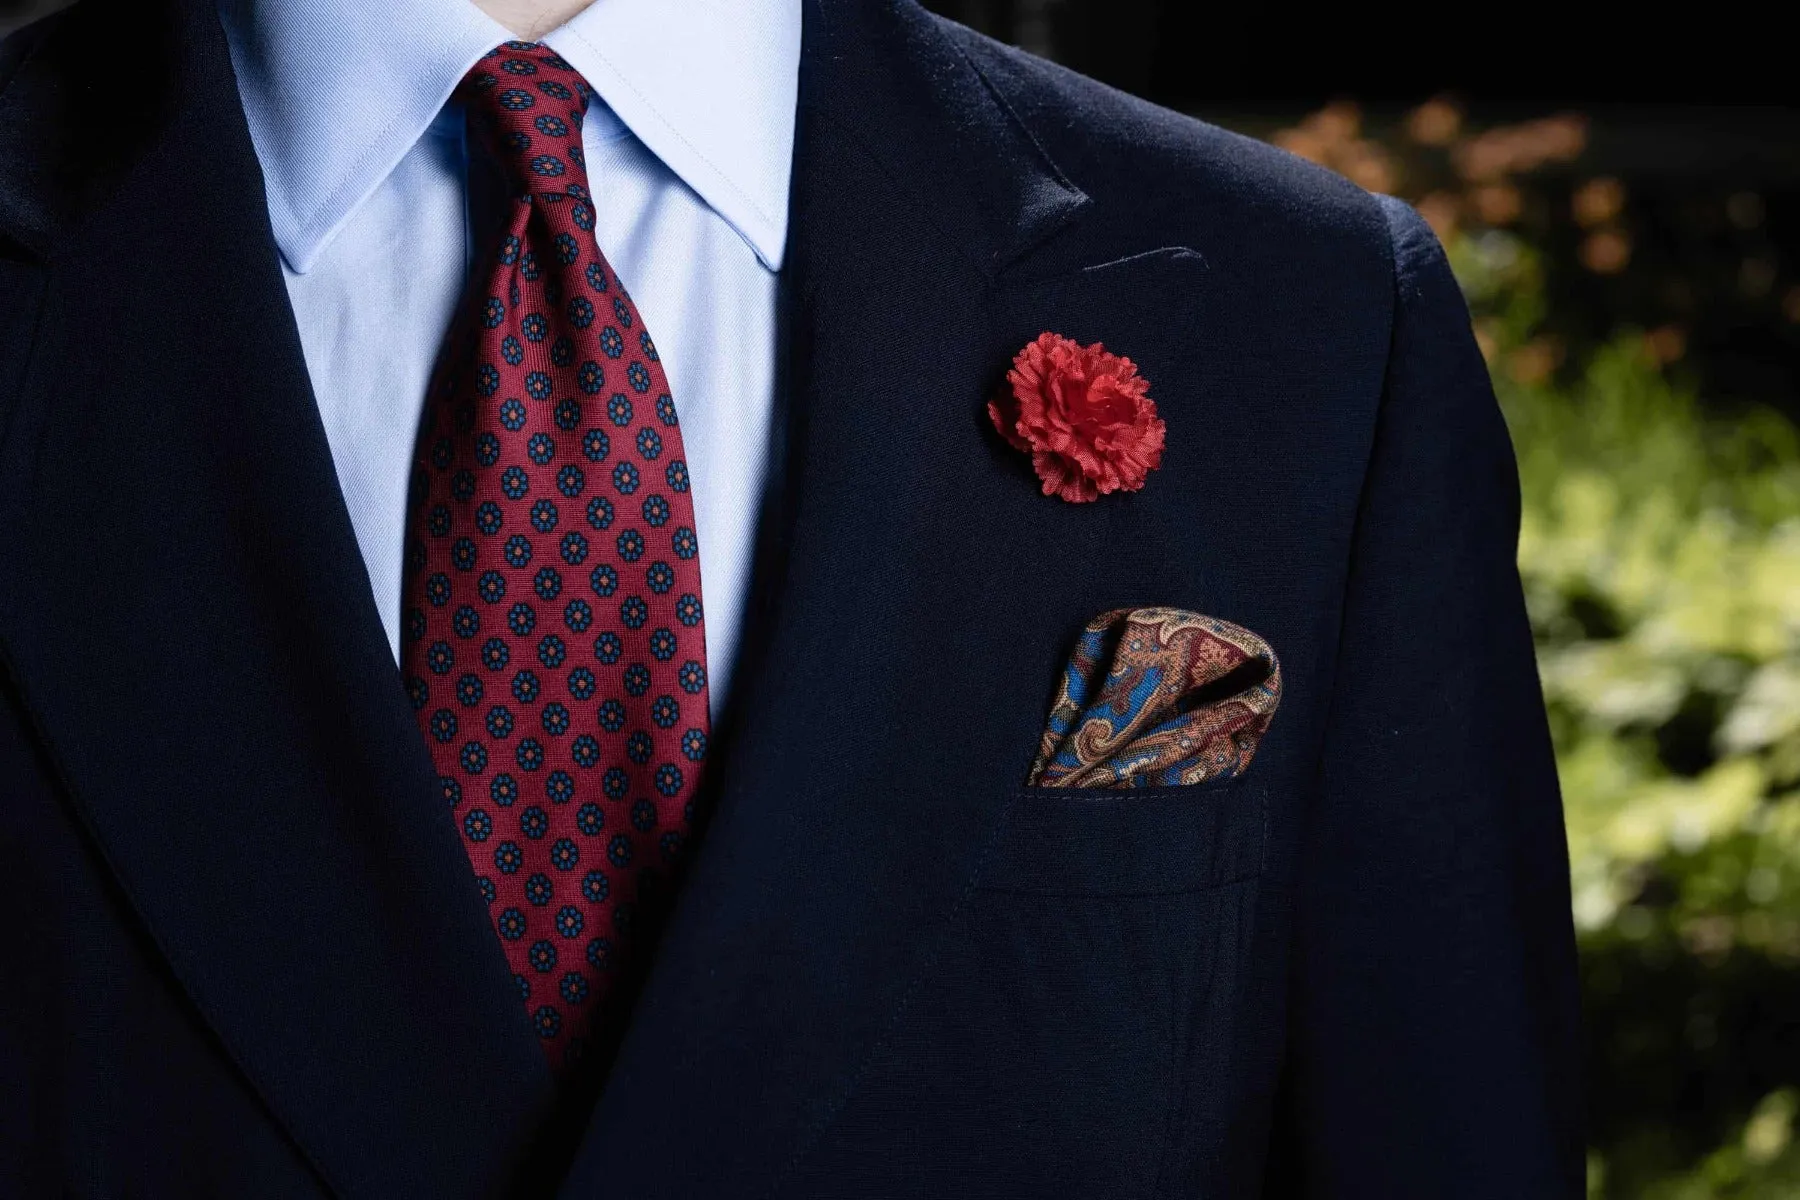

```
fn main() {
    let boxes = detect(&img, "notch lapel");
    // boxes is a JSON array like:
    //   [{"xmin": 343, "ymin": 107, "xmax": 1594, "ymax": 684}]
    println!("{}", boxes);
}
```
[
  {"xmin": 0, "ymin": 1, "xmax": 556, "ymax": 1195},
  {"xmin": 559, "ymin": 2, "xmax": 1099, "ymax": 1193}
]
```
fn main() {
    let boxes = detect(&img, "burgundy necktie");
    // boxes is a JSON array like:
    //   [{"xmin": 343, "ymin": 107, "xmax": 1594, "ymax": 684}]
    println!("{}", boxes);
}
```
[{"xmin": 401, "ymin": 42, "xmax": 711, "ymax": 1073}]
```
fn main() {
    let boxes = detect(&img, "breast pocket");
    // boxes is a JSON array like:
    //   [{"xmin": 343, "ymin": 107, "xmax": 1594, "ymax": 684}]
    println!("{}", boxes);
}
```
[
  {"xmin": 981, "ymin": 774, "xmax": 1267, "ymax": 896},
  {"xmin": 788, "ymin": 778, "xmax": 1270, "ymax": 1199}
]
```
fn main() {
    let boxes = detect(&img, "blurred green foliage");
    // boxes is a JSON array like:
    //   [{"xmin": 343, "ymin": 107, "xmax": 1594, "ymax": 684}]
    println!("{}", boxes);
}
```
[
  {"xmin": 1262, "ymin": 103, "xmax": 1800, "ymax": 1197},
  {"xmin": 1463, "ymin": 230, "xmax": 1800, "ymax": 1196}
]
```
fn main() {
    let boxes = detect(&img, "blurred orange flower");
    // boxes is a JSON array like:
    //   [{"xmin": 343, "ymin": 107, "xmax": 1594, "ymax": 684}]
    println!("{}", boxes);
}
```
[
  {"xmin": 1580, "ymin": 229, "xmax": 1632, "ymax": 274},
  {"xmin": 1573, "ymin": 178, "xmax": 1626, "ymax": 228},
  {"xmin": 1405, "ymin": 97, "xmax": 1462, "ymax": 147},
  {"xmin": 1644, "ymin": 325, "xmax": 1687, "ymax": 365},
  {"xmin": 1472, "ymin": 183, "xmax": 1523, "ymax": 226},
  {"xmin": 1454, "ymin": 115, "xmax": 1588, "ymax": 183},
  {"xmin": 1506, "ymin": 338, "xmax": 1561, "ymax": 385}
]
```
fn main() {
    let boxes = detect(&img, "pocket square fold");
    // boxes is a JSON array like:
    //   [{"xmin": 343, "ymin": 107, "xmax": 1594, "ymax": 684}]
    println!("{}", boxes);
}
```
[{"xmin": 1027, "ymin": 607, "xmax": 1282, "ymax": 789}]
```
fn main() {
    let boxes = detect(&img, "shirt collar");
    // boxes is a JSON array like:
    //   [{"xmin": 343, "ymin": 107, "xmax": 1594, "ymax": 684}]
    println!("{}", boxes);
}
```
[{"xmin": 219, "ymin": 0, "xmax": 800, "ymax": 274}]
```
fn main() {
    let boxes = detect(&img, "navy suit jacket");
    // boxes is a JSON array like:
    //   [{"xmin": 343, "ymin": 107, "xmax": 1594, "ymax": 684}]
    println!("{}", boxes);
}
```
[{"xmin": 0, "ymin": 0, "xmax": 1583, "ymax": 1195}]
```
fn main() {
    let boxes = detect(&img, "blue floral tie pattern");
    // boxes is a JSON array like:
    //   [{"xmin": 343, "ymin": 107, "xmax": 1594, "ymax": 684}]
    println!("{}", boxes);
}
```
[{"xmin": 401, "ymin": 42, "xmax": 710, "ymax": 1072}]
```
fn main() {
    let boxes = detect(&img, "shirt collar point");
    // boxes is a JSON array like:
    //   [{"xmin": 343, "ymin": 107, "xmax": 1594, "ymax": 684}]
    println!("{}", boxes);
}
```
[
  {"xmin": 746, "ymin": 221, "xmax": 788, "ymax": 274},
  {"xmin": 266, "ymin": 209, "xmax": 319, "ymax": 277}
]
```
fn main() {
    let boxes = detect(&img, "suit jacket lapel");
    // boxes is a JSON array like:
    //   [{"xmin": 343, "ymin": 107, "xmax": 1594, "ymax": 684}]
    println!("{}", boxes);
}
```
[
  {"xmin": 0, "ymin": 1, "xmax": 558, "ymax": 1194},
  {"xmin": 559, "ymin": 3, "xmax": 1097, "ymax": 1193}
]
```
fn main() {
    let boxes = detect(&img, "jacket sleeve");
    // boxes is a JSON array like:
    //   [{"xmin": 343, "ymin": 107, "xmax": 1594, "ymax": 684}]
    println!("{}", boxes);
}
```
[{"xmin": 1275, "ymin": 196, "xmax": 1585, "ymax": 1196}]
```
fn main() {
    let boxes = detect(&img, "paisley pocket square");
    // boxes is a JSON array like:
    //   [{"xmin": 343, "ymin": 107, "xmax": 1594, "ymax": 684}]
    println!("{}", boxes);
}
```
[{"xmin": 1027, "ymin": 607, "xmax": 1282, "ymax": 789}]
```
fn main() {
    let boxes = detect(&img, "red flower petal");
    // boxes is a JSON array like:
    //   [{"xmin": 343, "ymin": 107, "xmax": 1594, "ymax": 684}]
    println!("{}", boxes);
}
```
[{"xmin": 989, "ymin": 332, "xmax": 1165, "ymax": 503}]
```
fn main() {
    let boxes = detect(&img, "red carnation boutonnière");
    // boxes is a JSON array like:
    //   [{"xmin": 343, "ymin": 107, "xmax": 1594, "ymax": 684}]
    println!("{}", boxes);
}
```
[{"xmin": 987, "ymin": 332, "xmax": 1166, "ymax": 503}]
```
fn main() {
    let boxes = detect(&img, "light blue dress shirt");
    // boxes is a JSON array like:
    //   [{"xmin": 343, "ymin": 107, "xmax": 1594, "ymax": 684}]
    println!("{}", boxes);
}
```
[{"xmin": 218, "ymin": 0, "xmax": 802, "ymax": 722}]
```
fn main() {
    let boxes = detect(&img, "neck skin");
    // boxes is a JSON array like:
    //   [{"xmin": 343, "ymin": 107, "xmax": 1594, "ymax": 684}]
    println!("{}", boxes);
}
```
[{"xmin": 470, "ymin": 0, "xmax": 595, "ymax": 39}]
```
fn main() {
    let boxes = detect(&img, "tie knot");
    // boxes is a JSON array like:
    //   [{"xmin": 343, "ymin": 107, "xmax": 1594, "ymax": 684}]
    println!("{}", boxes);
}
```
[{"xmin": 457, "ymin": 42, "xmax": 594, "ymax": 196}]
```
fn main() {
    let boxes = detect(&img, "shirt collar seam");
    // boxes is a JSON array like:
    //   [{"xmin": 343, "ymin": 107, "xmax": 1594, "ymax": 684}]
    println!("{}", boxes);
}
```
[{"xmin": 554, "ymin": 23, "xmax": 781, "ymax": 234}]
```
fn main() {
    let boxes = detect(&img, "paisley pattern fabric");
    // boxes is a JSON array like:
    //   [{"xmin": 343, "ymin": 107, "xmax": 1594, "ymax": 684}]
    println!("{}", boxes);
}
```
[
  {"xmin": 1028, "ymin": 607, "xmax": 1281, "ymax": 789},
  {"xmin": 400, "ymin": 44, "xmax": 710, "ymax": 1074}
]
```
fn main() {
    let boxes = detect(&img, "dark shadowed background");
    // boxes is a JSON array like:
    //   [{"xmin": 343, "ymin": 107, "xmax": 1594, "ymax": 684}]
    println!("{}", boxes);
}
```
[{"xmin": 7, "ymin": 0, "xmax": 1800, "ymax": 1194}]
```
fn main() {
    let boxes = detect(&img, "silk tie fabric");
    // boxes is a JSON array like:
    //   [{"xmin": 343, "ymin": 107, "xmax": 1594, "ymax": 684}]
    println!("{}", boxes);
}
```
[{"xmin": 401, "ymin": 42, "xmax": 711, "ymax": 1072}]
